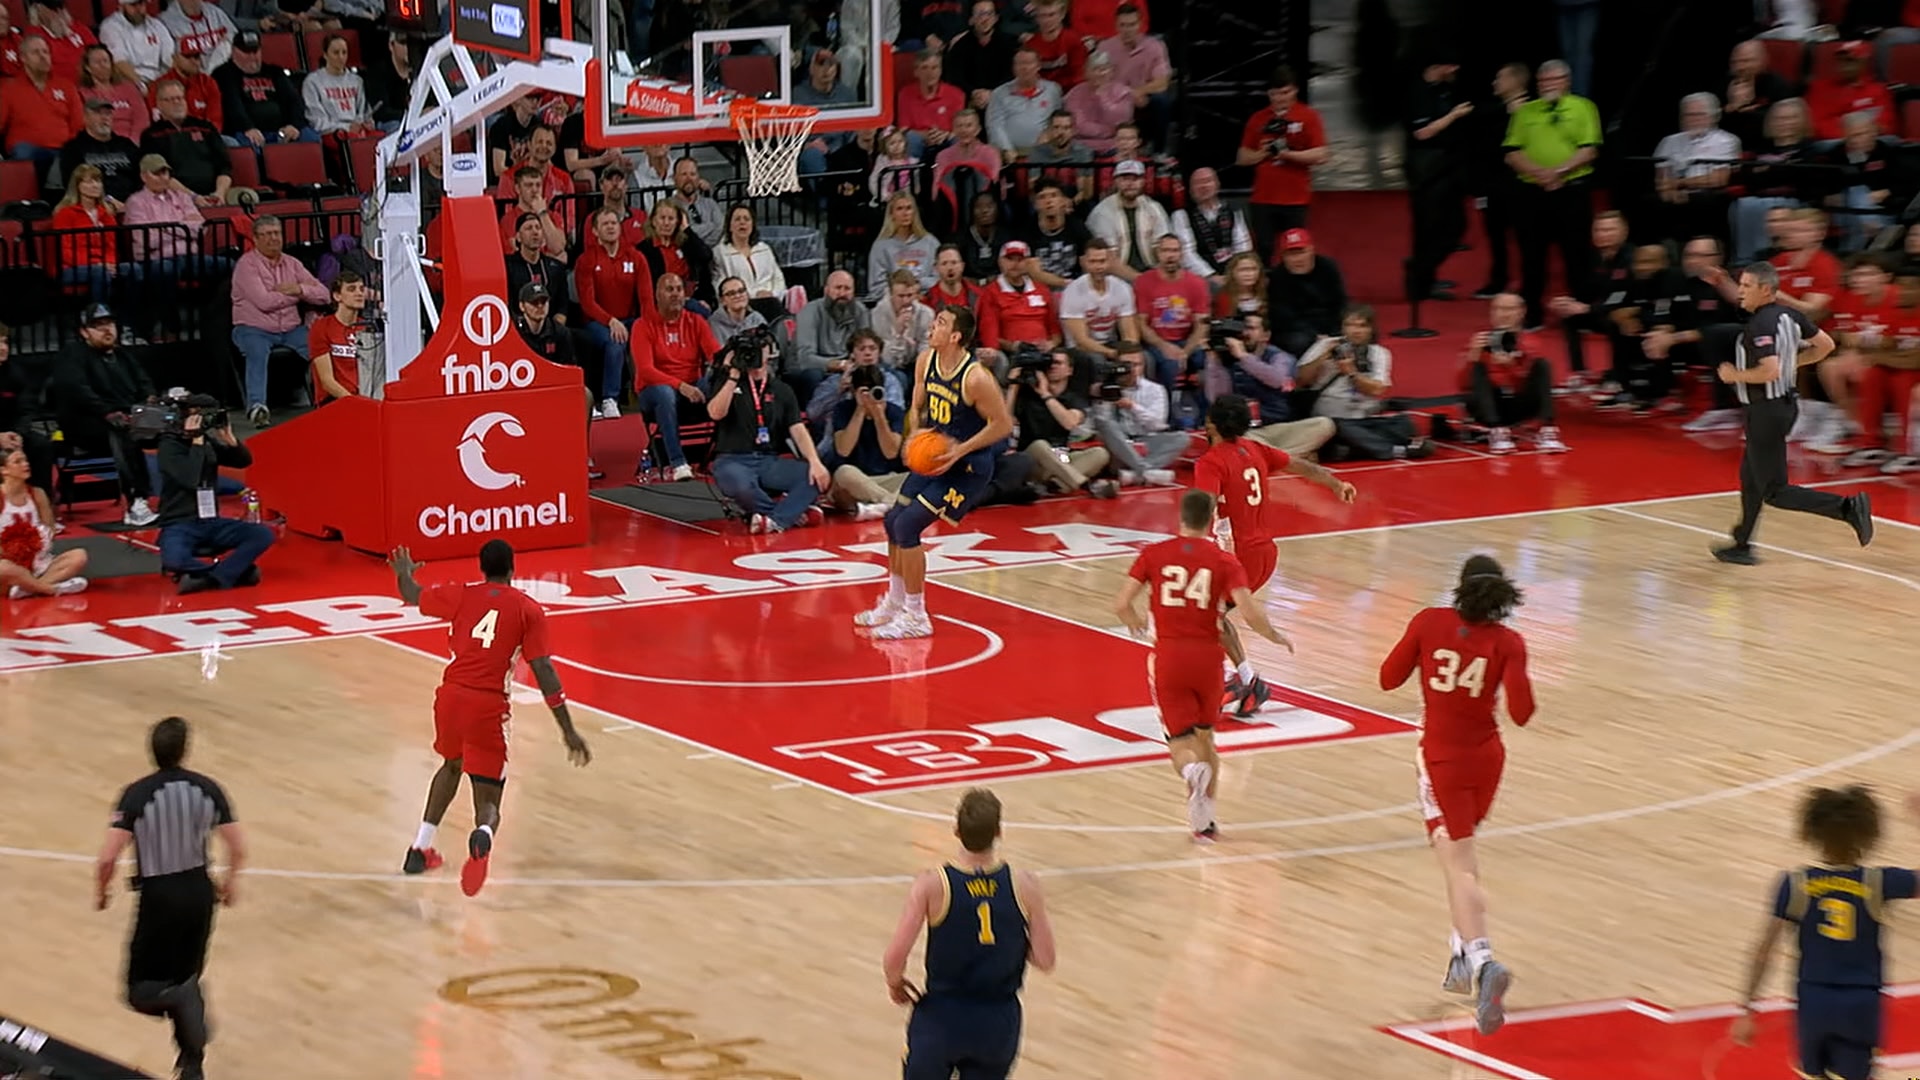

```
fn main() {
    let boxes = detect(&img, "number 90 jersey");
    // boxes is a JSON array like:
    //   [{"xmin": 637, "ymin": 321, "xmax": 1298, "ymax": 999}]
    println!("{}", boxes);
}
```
[{"xmin": 924, "ymin": 862, "xmax": 1029, "ymax": 1002}]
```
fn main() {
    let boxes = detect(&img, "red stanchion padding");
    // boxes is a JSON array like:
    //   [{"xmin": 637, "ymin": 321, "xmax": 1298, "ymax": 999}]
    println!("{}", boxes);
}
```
[{"xmin": 247, "ymin": 194, "xmax": 590, "ymax": 560}]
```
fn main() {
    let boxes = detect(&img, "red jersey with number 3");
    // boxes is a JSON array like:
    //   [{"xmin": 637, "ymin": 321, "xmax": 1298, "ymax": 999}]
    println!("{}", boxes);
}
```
[
  {"xmin": 1192, "ymin": 437, "xmax": 1292, "ymax": 541},
  {"xmin": 1127, "ymin": 537, "xmax": 1249, "ymax": 645},
  {"xmin": 420, "ymin": 582, "xmax": 552, "ymax": 695},
  {"xmin": 1379, "ymin": 606, "xmax": 1535, "ymax": 760}
]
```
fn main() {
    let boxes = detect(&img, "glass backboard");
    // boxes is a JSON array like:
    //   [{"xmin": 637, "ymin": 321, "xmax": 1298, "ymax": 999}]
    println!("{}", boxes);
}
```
[{"xmin": 586, "ymin": 0, "xmax": 892, "ymax": 145}]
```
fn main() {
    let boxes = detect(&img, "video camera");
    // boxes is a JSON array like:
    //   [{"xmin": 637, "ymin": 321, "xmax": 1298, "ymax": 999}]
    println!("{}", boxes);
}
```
[
  {"xmin": 848, "ymin": 362, "xmax": 887, "ymax": 401},
  {"xmin": 1008, "ymin": 343, "xmax": 1052, "ymax": 388},
  {"xmin": 1210, "ymin": 317, "xmax": 1250, "ymax": 356},
  {"xmin": 133, "ymin": 396, "xmax": 228, "ymax": 440},
  {"xmin": 719, "ymin": 324, "xmax": 778, "ymax": 375},
  {"xmin": 1489, "ymin": 329, "xmax": 1521, "ymax": 355},
  {"xmin": 1262, "ymin": 115, "xmax": 1289, "ymax": 154},
  {"xmin": 1091, "ymin": 358, "xmax": 1126, "ymax": 403},
  {"xmin": 1330, "ymin": 339, "xmax": 1374, "ymax": 374}
]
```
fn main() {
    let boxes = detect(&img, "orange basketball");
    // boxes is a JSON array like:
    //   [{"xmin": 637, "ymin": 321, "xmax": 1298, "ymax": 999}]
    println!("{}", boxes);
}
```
[{"xmin": 904, "ymin": 430, "xmax": 956, "ymax": 476}]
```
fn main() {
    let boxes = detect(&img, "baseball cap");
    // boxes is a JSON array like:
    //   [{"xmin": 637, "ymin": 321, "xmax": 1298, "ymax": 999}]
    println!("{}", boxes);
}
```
[
  {"xmin": 85, "ymin": 96, "xmax": 114, "ymax": 111},
  {"xmin": 1112, "ymin": 159, "xmax": 1146, "ymax": 178},
  {"xmin": 182, "ymin": 392, "xmax": 222, "ymax": 410},
  {"xmin": 79, "ymin": 302, "xmax": 115, "ymax": 325},
  {"xmin": 999, "ymin": 240, "xmax": 1031, "ymax": 259},
  {"xmin": 139, "ymin": 153, "xmax": 171, "ymax": 173},
  {"xmin": 178, "ymin": 38, "xmax": 204, "ymax": 57},
  {"xmin": 1281, "ymin": 227, "xmax": 1313, "ymax": 250},
  {"xmin": 1839, "ymin": 40, "xmax": 1870, "ymax": 59},
  {"xmin": 233, "ymin": 30, "xmax": 261, "ymax": 51},
  {"xmin": 519, "ymin": 281, "xmax": 551, "ymax": 304}
]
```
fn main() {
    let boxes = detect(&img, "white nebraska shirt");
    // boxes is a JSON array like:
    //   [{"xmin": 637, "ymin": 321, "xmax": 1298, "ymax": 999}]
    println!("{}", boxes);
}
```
[{"xmin": 1059, "ymin": 273, "xmax": 1137, "ymax": 345}]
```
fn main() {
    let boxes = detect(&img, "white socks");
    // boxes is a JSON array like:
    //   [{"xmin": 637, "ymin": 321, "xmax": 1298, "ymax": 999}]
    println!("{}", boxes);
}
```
[
  {"xmin": 903, "ymin": 592, "xmax": 926, "ymax": 617},
  {"xmin": 1235, "ymin": 661, "xmax": 1256, "ymax": 682},
  {"xmin": 885, "ymin": 575, "xmax": 905, "ymax": 605},
  {"xmin": 414, "ymin": 822, "xmax": 436, "ymax": 849},
  {"xmin": 1181, "ymin": 762, "xmax": 1214, "ymax": 833},
  {"xmin": 478, "ymin": 823, "xmax": 495, "ymax": 838},
  {"xmin": 1465, "ymin": 938, "xmax": 1492, "ymax": 972},
  {"xmin": 1449, "ymin": 929, "xmax": 1465, "ymax": 956}
]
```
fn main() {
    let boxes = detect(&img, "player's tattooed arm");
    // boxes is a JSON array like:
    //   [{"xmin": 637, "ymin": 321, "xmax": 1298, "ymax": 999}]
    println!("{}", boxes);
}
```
[{"xmin": 1284, "ymin": 457, "xmax": 1358, "ymax": 503}]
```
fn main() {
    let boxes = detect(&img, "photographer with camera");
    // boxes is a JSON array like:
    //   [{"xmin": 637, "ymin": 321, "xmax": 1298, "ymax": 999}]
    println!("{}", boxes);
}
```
[
  {"xmin": 157, "ymin": 394, "xmax": 275, "ymax": 593},
  {"xmin": 1093, "ymin": 341, "xmax": 1183, "ymax": 485},
  {"xmin": 1206, "ymin": 312, "xmax": 1336, "ymax": 458},
  {"xmin": 808, "ymin": 330, "xmax": 905, "ymax": 430},
  {"xmin": 56, "ymin": 304, "xmax": 161, "ymax": 527},
  {"xmin": 706, "ymin": 320, "xmax": 832, "ymax": 534},
  {"xmin": 824, "ymin": 341, "xmax": 909, "ymax": 521},
  {"xmin": 1007, "ymin": 346, "xmax": 1118, "ymax": 497},
  {"xmin": 1237, "ymin": 66, "xmax": 1327, "ymax": 262},
  {"xmin": 1464, "ymin": 294, "xmax": 1565, "ymax": 453},
  {"xmin": 1296, "ymin": 305, "xmax": 1433, "ymax": 461}
]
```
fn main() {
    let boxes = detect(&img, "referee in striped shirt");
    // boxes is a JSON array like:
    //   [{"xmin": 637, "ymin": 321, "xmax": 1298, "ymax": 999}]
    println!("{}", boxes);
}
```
[
  {"xmin": 94, "ymin": 717, "xmax": 245, "ymax": 1080},
  {"xmin": 1713, "ymin": 263, "xmax": 1875, "ymax": 565}
]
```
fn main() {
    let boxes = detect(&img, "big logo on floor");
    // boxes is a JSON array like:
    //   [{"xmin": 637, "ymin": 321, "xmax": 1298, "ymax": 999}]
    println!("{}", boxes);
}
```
[
  {"xmin": 1381, "ymin": 982, "xmax": 1920, "ymax": 1079},
  {"xmin": 382, "ymin": 584, "xmax": 1411, "ymax": 795}
]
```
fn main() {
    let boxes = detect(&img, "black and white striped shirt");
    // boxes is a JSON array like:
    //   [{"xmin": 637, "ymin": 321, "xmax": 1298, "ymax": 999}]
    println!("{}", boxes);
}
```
[
  {"xmin": 111, "ymin": 769, "xmax": 234, "ymax": 882},
  {"xmin": 1735, "ymin": 301, "xmax": 1819, "ymax": 405}
]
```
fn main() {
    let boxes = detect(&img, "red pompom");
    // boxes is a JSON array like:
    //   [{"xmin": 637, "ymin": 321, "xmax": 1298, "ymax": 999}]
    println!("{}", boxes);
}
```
[{"xmin": 0, "ymin": 516, "xmax": 44, "ymax": 567}]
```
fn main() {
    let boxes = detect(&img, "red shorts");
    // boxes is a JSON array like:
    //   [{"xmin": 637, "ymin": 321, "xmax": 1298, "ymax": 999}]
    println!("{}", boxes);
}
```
[
  {"xmin": 1235, "ymin": 539, "xmax": 1277, "ymax": 593},
  {"xmin": 1150, "ymin": 643, "xmax": 1226, "ymax": 739},
  {"xmin": 433, "ymin": 683, "xmax": 512, "ymax": 782},
  {"xmin": 1417, "ymin": 742, "xmax": 1505, "ymax": 840}
]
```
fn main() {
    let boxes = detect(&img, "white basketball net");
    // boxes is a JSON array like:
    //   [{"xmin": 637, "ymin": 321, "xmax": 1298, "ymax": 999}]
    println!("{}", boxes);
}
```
[{"xmin": 731, "ymin": 104, "xmax": 820, "ymax": 197}]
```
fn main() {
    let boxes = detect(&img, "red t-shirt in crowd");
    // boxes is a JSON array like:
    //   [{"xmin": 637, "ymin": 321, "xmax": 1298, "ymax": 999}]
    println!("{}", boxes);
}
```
[
  {"xmin": 895, "ymin": 79, "xmax": 966, "ymax": 134},
  {"xmin": 632, "ymin": 307, "xmax": 719, "ymax": 388},
  {"xmin": 0, "ymin": 29, "xmax": 24, "ymax": 78},
  {"xmin": 1069, "ymin": 0, "xmax": 1144, "ymax": 41},
  {"xmin": 28, "ymin": 23, "xmax": 95, "ymax": 84},
  {"xmin": 925, "ymin": 278, "xmax": 984, "ymax": 315},
  {"xmin": 1127, "ymin": 536, "xmax": 1248, "ymax": 645},
  {"xmin": 1770, "ymin": 247, "xmax": 1844, "ymax": 326},
  {"xmin": 420, "ymin": 582, "xmax": 551, "ymax": 696},
  {"xmin": 1805, "ymin": 76, "xmax": 1895, "ymax": 141},
  {"xmin": 1243, "ymin": 102, "xmax": 1324, "ymax": 207},
  {"xmin": 1379, "ymin": 606, "xmax": 1535, "ymax": 759},
  {"xmin": 1192, "ymin": 437, "xmax": 1291, "ymax": 541},
  {"xmin": 308, "ymin": 314, "xmax": 359, "ymax": 399},
  {"xmin": 1830, "ymin": 285, "xmax": 1896, "ymax": 343},
  {"xmin": 575, "ymin": 241, "xmax": 654, "ymax": 325},
  {"xmin": 977, "ymin": 274, "xmax": 1060, "ymax": 347},
  {"xmin": 0, "ymin": 74, "xmax": 83, "ymax": 155},
  {"xmin": 1133, "ymin": 268, "xmax": 1210, "ymax": 345},
  {"xmin": 1023, "ymin": 28, "xmax": 1085, "ymax": 89}
]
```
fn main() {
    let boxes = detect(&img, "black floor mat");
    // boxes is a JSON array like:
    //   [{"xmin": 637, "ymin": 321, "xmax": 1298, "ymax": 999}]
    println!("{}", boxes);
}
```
[
  {"xmin": 52, "ymin": 535, "xmax": 163, "ymax": 578},
  {"xmin": 592, "ymin": 481, "xmax": 737, "ymax": 524}
]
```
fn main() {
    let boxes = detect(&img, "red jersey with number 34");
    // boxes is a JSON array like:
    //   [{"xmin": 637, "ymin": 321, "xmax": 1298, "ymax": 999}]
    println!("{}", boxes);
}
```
[
  {"xmin": 1379, "ymin": 606, "xmax": 1535, "ymax": 760},
  {"xmin": 1127, "ymin": 537, "xmax": 1249, "ymax": 645},
  {"xmin": 420, "ymin": 582, "xmax": 552, "ymax": 695},
  {"xmin": 1192, "ymin": 438, "xmax": 1292, "ymax": 541}
]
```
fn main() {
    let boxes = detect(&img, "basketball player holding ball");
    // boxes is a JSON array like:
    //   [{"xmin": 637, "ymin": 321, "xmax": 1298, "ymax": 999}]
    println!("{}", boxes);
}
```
[
  {"xmin": 1379, "ymin": 554, "xmax": 1535, "ymax": 1036},
  {"xmin": 1114, "ymin": 489, "xmax": 1293, "ymax": 842},
  {"xmin": 389, "ymin": 539, "xmax": 592, "ymax": 896},
  {"xmin": 1193, "ymin": 395, "xmax": 1355, "ymax": 715},
  {"xmin": 856, "ymin": 307, "xmax": 1014, "ymax": 640}
]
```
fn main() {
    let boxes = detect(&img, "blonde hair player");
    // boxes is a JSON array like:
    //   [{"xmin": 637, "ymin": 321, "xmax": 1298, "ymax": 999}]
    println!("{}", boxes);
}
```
[
  {"xmin": 1114, "ymin": 489, "xmax": 1291, "ymax": 842},
  {"xmin": 1378, "ymin": 554, "xmax": 1536, "ymax": 1036}
]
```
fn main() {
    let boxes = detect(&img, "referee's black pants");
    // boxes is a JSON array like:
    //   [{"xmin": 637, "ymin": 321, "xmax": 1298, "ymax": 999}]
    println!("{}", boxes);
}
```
[
  {"xmin": 1733, "ymin": 396, "xmax": 1848, "ymax": 547},
  {"xmin": 1517, "ymin": 180, "xmax": 1592, "ymax": 329},
  {"xmin": 1406, "ymin": 160, "xmax": 1467, "ymax": 302},
  {"xmin": 126, "ymin": 871, "xmax": 215, "ymax": 1068}
]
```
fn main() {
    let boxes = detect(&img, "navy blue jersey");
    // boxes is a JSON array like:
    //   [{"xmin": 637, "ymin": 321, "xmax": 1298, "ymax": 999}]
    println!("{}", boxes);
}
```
[
  {"xmin": 924, "ymin": 862, "xmax": 1028, "ymax": 1002},
  {"xmin": 1774, "ymin": 865, "xmax": 1920, "ymax": 988},
  {"xmin": 921, "ymin": 351, "xmax": 989, "ymax": 452}
]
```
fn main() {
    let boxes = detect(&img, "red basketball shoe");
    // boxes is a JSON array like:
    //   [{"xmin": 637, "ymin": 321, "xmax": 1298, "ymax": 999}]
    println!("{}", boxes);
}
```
[
  {"xmin": 402, "ymin": 847, "xmax": 443, "ymax": 875},
  {"xmin": 460, "ymin": 828, "xmax": 493, "ymax": 897}
]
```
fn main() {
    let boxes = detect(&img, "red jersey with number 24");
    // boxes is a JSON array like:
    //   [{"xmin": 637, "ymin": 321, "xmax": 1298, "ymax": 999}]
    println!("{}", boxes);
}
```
[
  {"xmin": 1127, "ymin": 537, "xmax": 1249, "ymax": 646},
  {"xmin": 1192, "ymin": 438, "xmax": 1292, "ymax": 541},
  {"xmin": 420, "ymin": 582, "xmax": 552, "ymax": 696},
  {"xmin": 1379, "ymin": 606, "xmax": 1535, "ymax": 761}
]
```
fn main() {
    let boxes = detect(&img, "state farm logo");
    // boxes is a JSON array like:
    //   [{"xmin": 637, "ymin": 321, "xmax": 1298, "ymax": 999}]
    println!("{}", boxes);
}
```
[
  {"xmin": 440, "ymin": 295, "xmax": 535, "ymax": 395},
  {"xmin": 457, "ymin": 411, "xmax": 525, "ymax": 490},
  {"xmin": 626, "ymin": 88, "xmax": 683, "ymax": 115}
]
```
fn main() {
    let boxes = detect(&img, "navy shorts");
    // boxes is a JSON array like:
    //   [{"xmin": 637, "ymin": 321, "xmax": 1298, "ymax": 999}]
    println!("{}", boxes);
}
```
[
  {"xmin": 899, "ymin": 452, "xmax": 995, "ymax": 523},
  {"xmin": 902, "ymin": 996, "xmax": 1022, "ymax": 1080},
  {"xmin": 1796, "ymin": 984, "xmax": 1881, "ymax": 1080}
]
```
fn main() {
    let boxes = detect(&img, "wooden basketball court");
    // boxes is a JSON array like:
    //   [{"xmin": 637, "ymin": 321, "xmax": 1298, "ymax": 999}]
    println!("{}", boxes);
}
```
[{"xmin": 5, "ymin": 469, "xmax": 1920, "ymax": 1079}]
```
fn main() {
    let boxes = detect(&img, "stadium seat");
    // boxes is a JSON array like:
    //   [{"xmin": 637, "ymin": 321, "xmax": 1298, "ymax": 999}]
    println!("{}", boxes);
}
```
[
  {"xmin": 318, "ymin": 194, "xmax": 362, "ymax": 239},
  {"xmin": 263, "ymin": 141, "xmax": 334, "ymax": 194},
  {"xmin": 227, "ymin": 150, "xmax": 263, "ymax": 193},
  {"xmin": 346, "ymin": 135, "xmax": 382, "ymax": 190},
  {"xmin": 61, "ymin": 0, "xmax": 92, "ymax": 29},
  {"xmin": 200, "ymin": 204, "xmax": 251, "ymax": 255},
  {"xmin": 1809, "ymin": 40, "xmax": 1845, "ymax": 84},
  {"xmin": 304, "ymin": 28, "xmax": 359, "ymax": 69},
  {"xmin": 1887, "ymin": 42, "xmax": 1920, "ymax": 88},
  {"xmin": 1761, "ymin": 38, "xmax": 1804, "ymax": 84},
  {"xmin": 1903, "ymin": 99, "xmax": 1920, "ymax": 140},
  {"xmin": 0, "ymin": 160, "xmax": 38, "ymax": 205},
  {"xmin": 260, "ymin": 31, "xmax": 301, "ymax": 72},
  {"xmin": 718, "ymin": 55, "xmax": 780, "ymax": 101}
]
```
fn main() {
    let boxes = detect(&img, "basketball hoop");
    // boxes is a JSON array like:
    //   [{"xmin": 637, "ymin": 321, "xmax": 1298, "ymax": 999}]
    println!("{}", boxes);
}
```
[{"xmin": 729, "ymin": 98, "xmax": 821, "ymax": 197}]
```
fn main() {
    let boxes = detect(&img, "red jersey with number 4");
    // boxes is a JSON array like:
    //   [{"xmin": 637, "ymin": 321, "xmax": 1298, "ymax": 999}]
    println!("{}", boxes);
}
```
[
  {"xmin": 1127, "ymin": 537, "xmax": 1249, "ymax": 645},
  {"xmin": 420, "ymin": 582, "xmax": 551, "ymax": 695},
  {"xmin": 1192, "ymin": 437, "xmax": 1292, "ymax": 541},
  {"xmin": 1379, "ymin": 606, "xmax": 1535, "ymax": 760}
]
